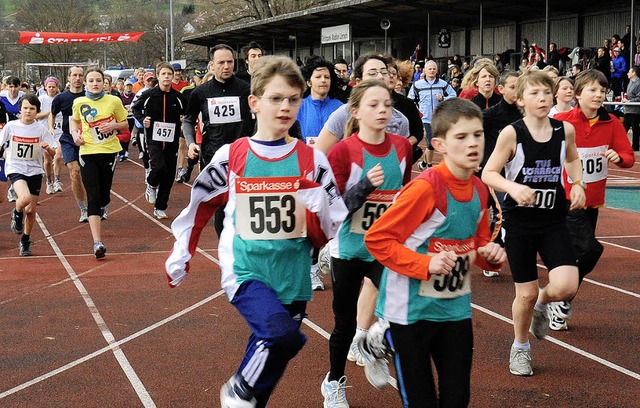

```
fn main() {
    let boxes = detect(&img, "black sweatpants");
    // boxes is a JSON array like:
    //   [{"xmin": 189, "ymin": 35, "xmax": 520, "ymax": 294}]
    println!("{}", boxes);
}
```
[
  {"xmin": 146, "ymin": 141, "xmax": 178, "ymax": 211},
  {"xmin": 390, "ymin": 319, "xmax": 473, "ymax": 408},
  {"xmin": 79, "ymin": 153, "xmax": 117, "ymax": 216}
]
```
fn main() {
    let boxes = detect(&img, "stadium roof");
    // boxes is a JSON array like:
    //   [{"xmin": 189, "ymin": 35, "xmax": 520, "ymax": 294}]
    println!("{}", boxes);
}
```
[{"xmin": 182, "ymin": 0, "xmax": 622, "ymax": 49}]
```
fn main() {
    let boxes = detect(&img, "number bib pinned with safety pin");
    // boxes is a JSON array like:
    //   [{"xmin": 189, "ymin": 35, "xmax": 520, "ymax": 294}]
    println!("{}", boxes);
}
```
[
  {"xmin": 207, "ymin": 96, "xmax": 241, "ymax": 124},
  {"xmin": 235, "ymin": 176, "xmax": 307, "ymax": 240},
  {"xmin": 88, "ymin": 116, "xmax": 115, "ymax": 144},
  {"xmin": 419, "ymin": 237, "xmax": 476, "ymax": 299},
  {"xmin": 10, "ymin": 135, "xmax": 40, "ymax": 160},
  {"xmin": 350, "ymin": 190, "xmax": 397, "ymax": 234},
  {"xmin": 152, "ymin": 121, "xmax": 176, "ymax": 142},
  {"xmin": 571, "ymin": 145, "xmax": 608, "ymax": 184}
]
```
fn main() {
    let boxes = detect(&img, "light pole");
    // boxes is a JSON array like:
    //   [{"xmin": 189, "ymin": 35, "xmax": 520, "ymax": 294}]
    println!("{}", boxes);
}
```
[
  {"xmin": 154, "ymin": 25, "xmax": 169, "ymax": 61},
  {"xmin": 169, "ymin": 0, "xmax": 175, "ymax": 61}
]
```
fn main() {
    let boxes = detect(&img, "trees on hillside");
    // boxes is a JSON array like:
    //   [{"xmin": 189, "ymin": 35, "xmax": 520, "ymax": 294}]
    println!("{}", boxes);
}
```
[{"xmin": 2, "ymin": 0, "xmax": 333, "ymax": 81}]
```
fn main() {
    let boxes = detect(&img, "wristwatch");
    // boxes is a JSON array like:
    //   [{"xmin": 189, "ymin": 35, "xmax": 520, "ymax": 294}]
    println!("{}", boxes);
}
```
[{"xmin": 572, "ymin": 179, "xmax": 587, "ymax": 190}]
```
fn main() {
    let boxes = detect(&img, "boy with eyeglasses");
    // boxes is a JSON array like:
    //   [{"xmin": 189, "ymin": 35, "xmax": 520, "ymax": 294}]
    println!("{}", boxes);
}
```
[{"xmin": 166, "ymin": 56, "xmax": 347, "ymax": 408}]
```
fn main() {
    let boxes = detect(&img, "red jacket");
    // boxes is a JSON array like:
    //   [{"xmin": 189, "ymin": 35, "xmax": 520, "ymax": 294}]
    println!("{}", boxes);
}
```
[{"xmin": 554, "ymin": 106, "xmax": 634, "ymax": 207}]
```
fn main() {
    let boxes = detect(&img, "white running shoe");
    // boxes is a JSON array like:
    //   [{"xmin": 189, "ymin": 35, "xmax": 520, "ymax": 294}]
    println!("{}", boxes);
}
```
[
  {"xmin": 93, "ymin": 241, "xmax": 106, "ymax": 259},
  {"xmin": 53, "ymin": 180, "xmax": 63, "ymax": 192},
  {"xmin": 311, "ymin": 263, "xmax": 324, "ymax": 291},
  {"xmin": 145, "ymin": 184, "xmax": 157, "ymax": 204},
  {"xmin": 79, "ymin": 208, "xmax": 89, "ymax": 223},
  {"xmin": 100, "ymin": 205, "xmax": 109, "ymax": 221},
  {"xmin": 220, "ymin": 376, "xmax": 256, "ymax": 408},
  {"xmin": 361, "ymin": 320, "xmax": 391, "ymax": 389},
  {"xmin": 509, "ymin": 346, "xmax": 533, "ymax": 376},
  {"xmin": 547, "ymin": 301, "xmax": 572, "ymax": 320},
  {"xmin": 548, "ymin": 301, "xmax": 572, "ymax": 331},
  {"xmin": 530, "ymin": 308, "xmax": 550, "ymax": 340},
  {"xmin": 154, "ymin": 208, "xmax": 168, "ymax": 220},
  {"xmin": 549, "ymin": 315, "xmax": 569, "ymax": 331},
  {"xmin": 321, "ymin": 373, "xmax": 349, "ymax": 408},
  {"xmin": 7, "ymin": 186, "xmax": 17, "ymax": 202},
  {"xmin": 318, "ymin": 244, "xmax": 332, "ymax": 275},
  {"xmin": 482, "ymin": 269, "xmax": 500, "ymax": 277},
  {"xmin": 346, "ymin": 337, "xmax": 364, "ymax": 366},
  {"xmin": 46, "ymin": 183, "xmax": 55, "ymax": 195}
]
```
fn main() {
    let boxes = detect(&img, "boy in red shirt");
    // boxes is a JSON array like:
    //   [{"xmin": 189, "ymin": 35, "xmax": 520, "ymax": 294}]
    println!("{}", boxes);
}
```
[{"xmin": 551, "ymin": 69, "xmax": 635, "ymax": 330}]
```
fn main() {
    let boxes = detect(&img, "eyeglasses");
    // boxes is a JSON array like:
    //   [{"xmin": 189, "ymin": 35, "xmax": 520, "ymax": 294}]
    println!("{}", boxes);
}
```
[
  {"xmin": 258, "ymin": 95, "xmax": 303, "ymax": 106},
  {"xmin": 364, "ymin": 69, "xmax": 390, "ymax": 78}
]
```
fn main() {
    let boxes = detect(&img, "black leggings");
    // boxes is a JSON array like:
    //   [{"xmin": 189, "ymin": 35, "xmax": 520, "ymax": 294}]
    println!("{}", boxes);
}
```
[
  {"xmin": 328, "ymin": 257, "xmax": 382, "ymax": 381},
  {"xmin": 624, "ymin": 112, "xmax": 640, "ymax": 150},
  {"xmin": 79, "ymin": 153, "xmax": 117, "ymax": 216},
  {"xmin": 390, "ymin": 319, "xmax": 473, "ymax": 408}
]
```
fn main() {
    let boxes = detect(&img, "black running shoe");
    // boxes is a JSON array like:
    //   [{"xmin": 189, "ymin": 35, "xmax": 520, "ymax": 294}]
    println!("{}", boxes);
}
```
[{"xmin": 11, "ymin": 209, "xmax": 24, "ymax": 235}]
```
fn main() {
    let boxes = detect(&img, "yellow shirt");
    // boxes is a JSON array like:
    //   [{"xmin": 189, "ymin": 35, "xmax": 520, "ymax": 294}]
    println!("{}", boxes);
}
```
[{"xmin": 72, "ymin": 94, "xmax": 127, "ymax": 155}]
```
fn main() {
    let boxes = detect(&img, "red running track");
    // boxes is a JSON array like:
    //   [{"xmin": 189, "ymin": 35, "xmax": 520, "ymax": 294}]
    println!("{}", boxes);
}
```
[{"xmin": 1, "ymin": 153, "xmax": 639, "ymax": 407}]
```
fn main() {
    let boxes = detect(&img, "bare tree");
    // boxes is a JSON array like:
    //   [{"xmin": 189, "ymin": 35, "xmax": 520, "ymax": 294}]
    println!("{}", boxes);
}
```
[{"xmin": 203, "ymin": 0, "xmax": 333, "ymax": 29}]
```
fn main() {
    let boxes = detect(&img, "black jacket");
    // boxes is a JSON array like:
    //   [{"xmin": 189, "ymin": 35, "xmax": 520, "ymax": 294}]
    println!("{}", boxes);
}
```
[
  {"xmin": 132, "ymin": 86, "xmax": 188, "ymax": 147},
  {"xmin": 481, "ymin": 98, "xmax": 523, "ymax": 172}
]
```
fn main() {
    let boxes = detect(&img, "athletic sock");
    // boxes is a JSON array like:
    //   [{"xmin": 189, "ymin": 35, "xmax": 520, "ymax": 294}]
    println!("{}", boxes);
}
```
[
  {"xmin": 21, "ymin": 234, "xmax": 30, "ymax": 244},
  {"xmin": 534, "ymin": 301, "xmax": 546, "ymax": 312},
  {"xmin": 513, "ymin": 340, "xmax": 530, "ymax": 350},
  {"xmin": 78, "ymin": 201, "xmax": 87, "ymax": 210}
]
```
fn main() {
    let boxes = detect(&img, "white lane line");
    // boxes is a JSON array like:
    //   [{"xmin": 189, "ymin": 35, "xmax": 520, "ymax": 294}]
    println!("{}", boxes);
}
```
[
  {"xmin": 471, "ymin": 304, "xmax": 640, "ymax": 381},
  {"xmin": 598, "ymin": 235, "xmax": 640, "ymax": 239},
  {"xmin": 0, "ymin": 290, "xmax": 224, "ymax": 399},
  {"xmin": 535, "ymin": 262, "xmax": 639, "ymax": 298},
  {"xmin": 26, "ymin": 214, "xmax": 157, "ymax": 407},
  {"xmin": 109, "ymin": 189, "xmax": 218, "ymax": 265},
  {"xmin": 600, "ymin": 239, "xmax": 640, "ymax": 253},
  {"xmin": 582, "ymin": 278, "xmax": 640, "ymax": 298}
]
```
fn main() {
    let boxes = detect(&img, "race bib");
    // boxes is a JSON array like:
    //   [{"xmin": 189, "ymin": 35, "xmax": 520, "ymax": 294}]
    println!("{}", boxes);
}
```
[
  {"xmin": 349, "ymin": 190, "xmax": 396, "ymax": 234},
  {"xmin": 419, "ymin": 237, "xmax": 476, "ymax": 299},
  {"xmin": 235, "ymin": 176, "xmax": 307, "ymax": 240},
  {"xmin": 305, "ymin": 136, "xmax": 318, "ymax": 146},
  {"xmin": 207, "ymin": 96, "xmax": 241, "ymax": 124},
  {"xmin": 152, "ymin": 121, "xmax": 176, "ymax": 142},
  {"xmin": 572, "ymin": 146, "xmax": 608, "ymax": 183},
  {"xmin": 517, "ymin": 188, "xmax": 557, "ymax": 209},
  {"xmin": 88, "ymin": 116, "xmax": 115, "ymax": 144},
  {"xmin": 10, "ymin": 135, "xmax": 40, "ymax": 161},
  {"xmin": 53, "ymin": 116, "xmax": 63, "ymax": 132}
]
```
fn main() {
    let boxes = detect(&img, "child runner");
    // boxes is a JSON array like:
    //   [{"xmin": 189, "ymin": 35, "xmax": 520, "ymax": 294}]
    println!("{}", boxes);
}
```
[
  {"xmin": 548, "ymin": 76, "xmax": 574, "ymax": 117},
  {"xmin": 321, "ymin": 79, "xmax": 413, "ymax": 407},
  {"xmin": 37, "ymin": 76, "xmax": 64, "ymax": 194},
  {"xmin": 482, "ymin": 71, "xmax": 586, "ymax": 376},
  {"xmin": 551, "ymin": 69, "xmax": 635, "ymax": 330},
  {"xmin": 0, "ymin": 94, "xmax": 57, "ymax": 256},
  {"xmin": 71, "ymin": 67, "xmax": 129, "ymax": 259},
  {"xmin": 165, "ymin": 56, "xmax": 347, "ymax": 408},
  {"xmin": 479, "ymin": 70, "xmax": 522, "ymax": 278},
  {"xmin": 364, "ymin": 98, "xmax": 507, "ymax": 407},
  {"xmin": 131, "ymin": 61, "xmax": 188, "ymax": 220}
]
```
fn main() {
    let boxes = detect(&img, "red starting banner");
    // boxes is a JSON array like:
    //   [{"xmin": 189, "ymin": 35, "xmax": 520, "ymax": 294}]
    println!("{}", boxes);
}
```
[{"xmin": 17, "ymin": 31, "xmax": 144, "ymax": 45}]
